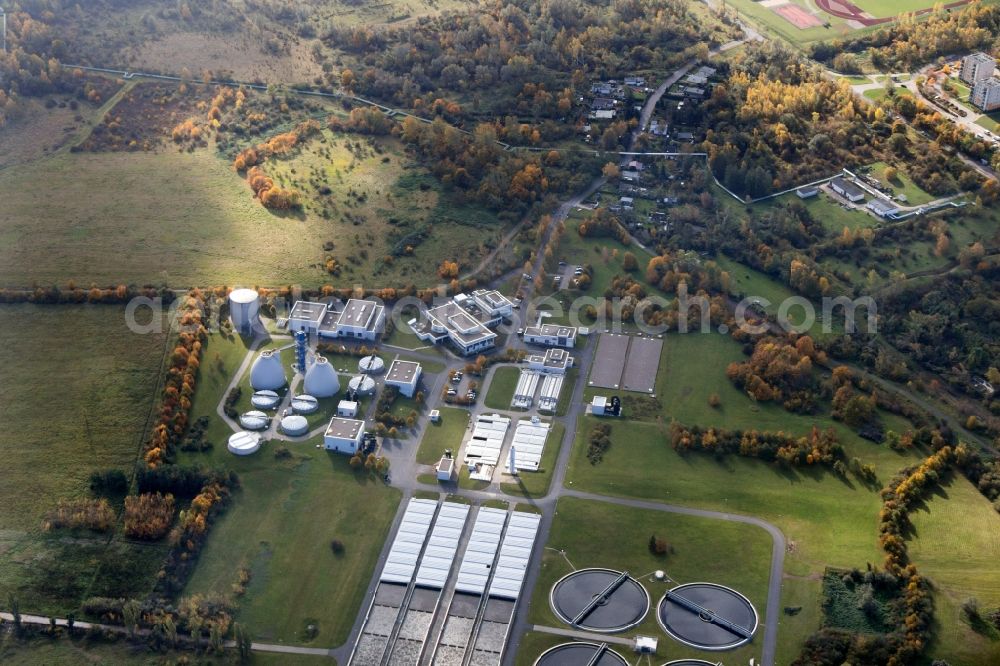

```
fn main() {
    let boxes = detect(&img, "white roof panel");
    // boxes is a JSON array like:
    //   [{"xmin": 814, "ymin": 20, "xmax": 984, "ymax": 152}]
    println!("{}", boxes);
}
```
[
  {"xmin": 488, "ymin": 512, "xmax": 541, "ymax": 600},
  {"xmin": 415, "ymin": 502, "xmax": 469, "ymax": 589},
  {"xmin": 454, "ymin": 508, "xmax": 508, "ymax": 595},
  {"xmin": 379, "ymin": 499, "xmax": 439, "ymax": 584}
]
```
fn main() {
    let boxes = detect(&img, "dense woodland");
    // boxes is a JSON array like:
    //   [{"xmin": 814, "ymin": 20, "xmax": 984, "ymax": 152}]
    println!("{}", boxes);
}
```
[
  {"xmin": 325, "ymin": 0, "xmax": 733, "ymax": 122},
  {"xmin": 812, "ymin": 2, "xmax": 1000, "ymax": 72}
]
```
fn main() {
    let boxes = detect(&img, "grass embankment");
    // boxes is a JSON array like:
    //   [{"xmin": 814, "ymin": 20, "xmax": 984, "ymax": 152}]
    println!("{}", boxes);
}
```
[
  {"xmin": 484, "ymin": 366, "xmax": 521, "ymax": 410},
  {"xmin": 416, "ymin": 406, "xmax": 470, "ymax": 466}
]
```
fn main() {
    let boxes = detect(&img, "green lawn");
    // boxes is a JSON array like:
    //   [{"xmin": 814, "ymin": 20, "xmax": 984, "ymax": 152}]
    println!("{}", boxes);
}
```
[
  {"xmin": 566, "ymin": 332, "xmax": 925, "ymax": 661},
  {"xmin": 484, "ymin": 366, "xmax": 521, "ymax": 410},
  {"xmin": 499, "ymin": 422, "xmax": 565, "ymax": 499},
  {"xmin": 416, "ymin": 406, "xmax": 470, "ymax": 466},
  {"xmin": 176, "ymin": 329, "xmax": 400, "ymax": 647},
  {"xmin": 183, "ymin": 441, "xmax": 401, "ymax": 647},
  {"xmin": 521, "ymin": 496, "xmax": 771, "ymax": 665},
  {"xmin": 0, "ymin": 304, "xmax": 169, "ymax": 615},
  {"xmin": 909, "ymin": 472, "xmax": 1000, "ymax": 666},
  {"xmin": 0, "ymin": 634, "xmax": 332, "ymax": 665},
  {"xmin": 868, "ymin": 160, "xmax": 938, "ymax": 205},
  {"xmin": 975, "ymin": 113, "xmax": 1000, "ymax": 132}
]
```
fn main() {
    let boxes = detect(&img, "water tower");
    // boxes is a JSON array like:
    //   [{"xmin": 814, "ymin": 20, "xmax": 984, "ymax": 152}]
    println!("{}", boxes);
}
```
[{"xmin": 229, "ymin": 288, "xmax": 261, "ymax": 335}]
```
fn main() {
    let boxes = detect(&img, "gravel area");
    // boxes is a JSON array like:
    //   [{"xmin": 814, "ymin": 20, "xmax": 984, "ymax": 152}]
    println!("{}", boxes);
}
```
[
  {"xmin": 474, "ymin": 620, "xmax": 508, "ymax": 653},
  {"xmin": 388, "ymin": 638, "xmax": 422, "ymax": 663},
  {"xmin": 441, "ymin": 616, "xmax": 474, "ymax": 646},
  {"xmin": 398, "ymin": 610, "xmax": 433, "ymax": 641},
  {"xmin": 365, "ymin": 604, "xmax": 399, "ymax": 636},
  {"xmin": 352, "ymin": 635, "xmax": 386, "ymax": 665},
  {"xmin": 432, "ymin": 644, "xmax": 467, "ymax": 666}
]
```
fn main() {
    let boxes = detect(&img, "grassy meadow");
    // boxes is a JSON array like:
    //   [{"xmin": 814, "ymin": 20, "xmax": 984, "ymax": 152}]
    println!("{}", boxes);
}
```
[
  {"xmin": 0, "ymin": 304, "xmax": 169, "ymax": 614},
  {"xmin": 0, "ymin": 128, "xmax": 501, "ymax": 289},
  {"xmin": 567, "ymin": 331, "xmax": 926, "ymax": 661}
]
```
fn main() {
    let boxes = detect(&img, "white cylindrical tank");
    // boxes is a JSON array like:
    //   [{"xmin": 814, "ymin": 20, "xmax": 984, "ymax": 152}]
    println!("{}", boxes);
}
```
[
  {"xmin": 239, "ymin": 410, "xmax": 270, "ymax": 431},
  {"xmin": 348, "ymin": 375, "xmax": 376, "ymax": 396},
  {"xmin": 250, "ymin": 349, "xmax": 287, "ymax": 390},
  {"xmin": 229, "ymin": 288, "xmax": 261, "ymax": 334},
  {"xmin": 358, "ymin": 354, "xmax": 385, "ymax": 374},
  {"xmin": 291, "ymin": 394, "xmax": 319, "ymax": 414},
  {"xmin": 304, "ymin": 356, "xmax": 341, "ymax": 397},
  {"xmin": 280, "ymin": 414, "xmax": 309, "ymax": 436},
  {"xmin": 228, "ymin": 431, "xmax": 261, "ymax": 456}
]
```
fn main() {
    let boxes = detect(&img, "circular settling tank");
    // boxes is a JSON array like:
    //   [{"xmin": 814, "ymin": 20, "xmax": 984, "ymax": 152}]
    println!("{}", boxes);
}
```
[
  {"xmin": 291, "ymin": 394, "xmax": 319, "ymax": 414},
  {"xmin": 550, "ymin": 568, "xmax": 649, "ymax": 632},
  {"xmin": 359, "ymin": 355, "xmax": 385, "ymax": 374},
  {"xmin": 280, "ymin": 414, "xmax": 309, "ymax": 436},
  {"xmin": 227, "ymin": 431, "xmax": 261, "ymax": 456},
  {"xmin": 534, "ymin": 642, "xmax": 629, "ymax": 666},
  {"xmin": 657, "ymin": 582, "xmax": 758, "ymax": 651},
  {"xmin": 251, "ymin": 390, "xmax": 281, "ymax": 410},
  {"xmin": 239, "ymin": 410, "xmax": 270, "ymax": 431},
  {"xmin": 348, "ymin": 375, "xmax": 376, "ymax": 396}
]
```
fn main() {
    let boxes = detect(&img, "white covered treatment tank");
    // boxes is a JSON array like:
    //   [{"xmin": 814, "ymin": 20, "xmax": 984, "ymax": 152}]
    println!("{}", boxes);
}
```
[
  {"xmin": 250, "ymin": 349, "xmax": 287, "ymax": 390},
  {"xmin": 304, "ymin": 355, "xmax": 341, "ymax": 397},
  {"xmin": 229, "ymin": 288, "xmax": 261, "ymax": 334}
]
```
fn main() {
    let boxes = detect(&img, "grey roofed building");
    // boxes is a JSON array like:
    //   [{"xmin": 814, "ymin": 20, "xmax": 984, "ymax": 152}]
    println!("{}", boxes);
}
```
[
  {"xmin": 523, "ymin": 323, "xmax": 577, "ymax": 348},
  {"xmin": 675, "ymin": 131, "xmax": 694, "ymax": 141},
  {"xmin": 591, "ymin": 97, "xmax": 616, "ymax": 110},
  {"xmin": 867, "ymin": 198, "xmax": 899, "ymax": 218},
  {"xmin": 684, "ymin": 74, "xmax": 708, "ymax": 86},
  {"xmin": 526, "ymin": 347, "xmax": 573, "ymax": 374},
  {"xmin": 385, "ymin": 359, "xmax": 422, "ymax": 397},
  {"xmin": 589, "ymin": 109, "xmax": 616, "ymax": 120},
  {"xmin": 796, "ymin": 186, "xmax": 819, "ymax": 198},
  {"xmin": 829, "ymin": 176, "xmax": 866, "ymax": 202},
  {"xmin": 288, "ymin": 300, "xmax": 327, "ymax": 332}
]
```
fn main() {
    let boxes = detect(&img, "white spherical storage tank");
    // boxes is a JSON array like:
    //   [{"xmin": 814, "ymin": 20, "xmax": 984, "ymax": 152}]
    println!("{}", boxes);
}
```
[
  {"xmin": 228, "ymin": 431, "xmax": 261, "ymax": 456},
  {"xmin": 250, "ymin": 350, "xmax": 286, "ymax": 391},
  {"xmin": 304, "ymin": 356, "xmax": 341, "ymax": 397},
  {"xmin": 280, "ymin": 414, "xmax": 309, "ymax": 436},
  {"xmin": 229, "ymin": 288, "xmax": 261, "ymax": 334}
]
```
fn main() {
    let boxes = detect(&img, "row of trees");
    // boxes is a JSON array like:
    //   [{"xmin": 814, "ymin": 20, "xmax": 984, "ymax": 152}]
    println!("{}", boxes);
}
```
[
  {"xmin": 145, "ymin": 292, "xmax": 207, "ymax": 468},
  {"xmin": 669, "ymin": 421, "xmax": 844, "ymax": 468}
]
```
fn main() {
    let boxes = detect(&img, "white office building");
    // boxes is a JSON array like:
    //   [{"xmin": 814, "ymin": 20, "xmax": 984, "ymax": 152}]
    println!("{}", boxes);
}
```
[
  {"xmin": 323, "ymin": 417, "xmax": 366, "ymax": 454},
  {"xmin": 385, "ymin": 359, "xmax": 422, "ymax": 398},
  {"xmin": 287, "ymin": 298, "xmax": 385, "ymax": 341},
  {"xmin": 523, "ymin": 323, "xmax": 577, "ymax": 348},
  {"xmin": 412, "ymin": 290, "xmax": 513, "ymax": 356}
]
